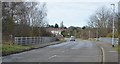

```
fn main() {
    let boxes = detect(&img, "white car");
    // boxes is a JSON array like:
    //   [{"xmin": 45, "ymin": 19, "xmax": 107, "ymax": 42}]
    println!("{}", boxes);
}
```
[{"xmin": 70, "ymin": 36, "xmax": 75, "ymax": 41}]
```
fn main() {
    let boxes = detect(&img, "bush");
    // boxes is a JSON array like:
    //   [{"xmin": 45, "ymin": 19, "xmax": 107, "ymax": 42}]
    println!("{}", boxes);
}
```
[{"xmin": 107, "ymin": 31, "xmax": 118, "ymax": 38}]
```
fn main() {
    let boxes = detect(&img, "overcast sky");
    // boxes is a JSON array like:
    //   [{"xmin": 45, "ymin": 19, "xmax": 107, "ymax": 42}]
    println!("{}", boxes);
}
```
[
  {"xmin": 23, "ymin": 0, "xmax": 120, "ymax": 27},
  {"xmin": 2, "ymin": 0, "xmax": 119, "ymax": 27},
  {"xmin": 44, "ymin": 0, "xmax": 119, "ymax": 27}
]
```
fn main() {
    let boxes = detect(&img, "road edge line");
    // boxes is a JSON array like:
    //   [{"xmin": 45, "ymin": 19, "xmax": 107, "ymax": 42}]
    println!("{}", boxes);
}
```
[
  {"xmin": 94, "ymin": 41, "xmax": 105, "ymax": 64},
  {"xmin": 100, "ymin": 46, "xmax": 105, "ymax": 64}
]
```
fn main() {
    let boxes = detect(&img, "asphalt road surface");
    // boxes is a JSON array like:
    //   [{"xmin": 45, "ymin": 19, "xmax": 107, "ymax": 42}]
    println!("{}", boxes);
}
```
[{"xmin": 3, "ymin": 39, "xmax": 102, "ymax": 62}]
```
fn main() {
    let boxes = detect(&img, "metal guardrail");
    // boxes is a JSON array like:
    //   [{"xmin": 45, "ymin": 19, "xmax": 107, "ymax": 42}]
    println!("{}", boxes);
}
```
[{"xmin": 15, "ymin": 37, "xmax": 56, "ymax": 45}]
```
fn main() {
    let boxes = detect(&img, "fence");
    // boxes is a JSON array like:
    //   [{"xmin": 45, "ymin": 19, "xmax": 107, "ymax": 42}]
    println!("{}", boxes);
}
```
[{"xmin": 15, "ymin": 37, "xmax": 56, "ymax": 45}]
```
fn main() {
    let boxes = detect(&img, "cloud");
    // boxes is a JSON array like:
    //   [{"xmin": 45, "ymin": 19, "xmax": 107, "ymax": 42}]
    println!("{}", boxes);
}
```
[
  {"xmin": 46, "ymin": 1, "xmax": 119, "ymax": 27},
  {"xmin": 25, "ymin": 0, "xmax": 119, "ymax": 3}
]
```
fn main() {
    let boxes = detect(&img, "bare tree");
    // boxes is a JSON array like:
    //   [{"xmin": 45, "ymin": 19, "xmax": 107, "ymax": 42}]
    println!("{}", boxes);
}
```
[
  {"xmin": 2, "ymin": 2, "xmax": 48, "ymax": 39},
  {"xmin": 87, "ymin": 6, "xmax": 117, "ymax": 37}
]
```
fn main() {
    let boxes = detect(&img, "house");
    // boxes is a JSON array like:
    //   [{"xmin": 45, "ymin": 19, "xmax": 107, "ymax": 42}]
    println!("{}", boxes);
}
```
[{"xmin": 46, "ymin": 28, "xmax": 66, "ymax": 36}]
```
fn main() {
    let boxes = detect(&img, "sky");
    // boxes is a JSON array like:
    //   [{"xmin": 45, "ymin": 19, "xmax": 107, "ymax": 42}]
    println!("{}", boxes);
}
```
[
  {"xmin": 45, "ymin": 0, "xmax": 119, "ymax": 27},
  {"xmin": 3, "ymin": 0, "xmax": 119, "ymax": 27}
]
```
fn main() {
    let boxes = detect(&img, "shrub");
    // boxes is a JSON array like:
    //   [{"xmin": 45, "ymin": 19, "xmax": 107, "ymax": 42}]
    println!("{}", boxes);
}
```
[{"xmin": 107, "ymin": 31, "xmax": 118, "ymax": 38}]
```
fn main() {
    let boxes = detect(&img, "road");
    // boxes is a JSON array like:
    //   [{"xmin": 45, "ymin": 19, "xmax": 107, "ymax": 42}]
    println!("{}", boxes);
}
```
[{"xmin": 3, "ymin": 39, "xmax": 102, "ymax": 62}]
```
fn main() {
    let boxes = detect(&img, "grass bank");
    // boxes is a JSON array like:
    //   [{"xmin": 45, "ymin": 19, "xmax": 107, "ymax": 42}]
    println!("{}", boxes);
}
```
[
  {"xmin": 2, "ymin": 44, "xmax": 32, "ymax": 56},
  {"xmin": 2, "ymin": 40, "xmax": 66, "ymax": 56}
]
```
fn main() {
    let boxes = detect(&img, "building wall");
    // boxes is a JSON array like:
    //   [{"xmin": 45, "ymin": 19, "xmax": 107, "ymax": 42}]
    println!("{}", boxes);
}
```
[{"xmin": 51, "ymin": 30, "xmax": 61, "ymax": 35}]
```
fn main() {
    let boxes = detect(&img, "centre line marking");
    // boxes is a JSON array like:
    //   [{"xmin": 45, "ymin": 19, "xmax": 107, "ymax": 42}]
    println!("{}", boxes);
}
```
[
  {"xmin": 62, "ymin": 51, "xmax": 65, "ymax": 53},
  {"xmin": 48, "ymin": 55, "xmax": 57, "ymax": 59},
  {"xmin": 108, "ymin": 51, "xmax": 117, "ymax": 52}
]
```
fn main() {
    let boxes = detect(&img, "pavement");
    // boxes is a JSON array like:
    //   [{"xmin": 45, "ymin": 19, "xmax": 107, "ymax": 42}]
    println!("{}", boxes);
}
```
[
  {"xmin": 95, "ymin": 41, "xmax": 118, "ymax": 63},
  {"xmin": 2, "ymin": 39, "xmax": 118, "ymax": 63}
]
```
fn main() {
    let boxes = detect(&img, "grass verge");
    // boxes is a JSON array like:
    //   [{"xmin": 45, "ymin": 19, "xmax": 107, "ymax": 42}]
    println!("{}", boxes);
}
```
[
  {"xmin": 114, "ymin": 45, "xmax": 120, "ymax": 54},
  {"xmin": 2, "ymin": 40, "xmax": 66, "ymax": 56},
  {"xmin": 2, "ymin": 44, "xmax": 32, "ymax": 56}
]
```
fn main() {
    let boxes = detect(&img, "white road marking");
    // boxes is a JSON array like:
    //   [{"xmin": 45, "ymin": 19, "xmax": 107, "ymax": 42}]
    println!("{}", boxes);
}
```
[
  {"xmin": 0, "ymin": 57, "xmax": 2, "ymax": 64},
  {"xmin": 56, "ymin": 55, "xmax": 101, "ymax": 57},
  {"xmin": 62, "ymin": 51, "xmax": 65, "ymax": 53},
  {"xmin": 100, "ymin": 47, "xmax": 105, "ymax": 63},
  {"xmin": 108, "ymin": 51, "xmax": 117, "ymax": 53},
  {"xmin": 48, "ymin": 55, "xmax": 57, "ymax": 59}
]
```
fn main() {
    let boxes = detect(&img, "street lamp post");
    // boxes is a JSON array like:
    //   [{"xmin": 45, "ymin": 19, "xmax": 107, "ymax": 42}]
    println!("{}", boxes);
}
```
[
  {"xmin": 96, "ymin": 15, "xmax": 100, "ymax": 41},
  {"xmin": 96, "ymin": 22, "xmax": 99, "ymax": 41},
  {"xmin": 89, "ymin": 30, "xmax": 91, "ymax": 39},
  {"xmin": 111, "ymin": 4, "xmax": 115, "ymax": 47}
]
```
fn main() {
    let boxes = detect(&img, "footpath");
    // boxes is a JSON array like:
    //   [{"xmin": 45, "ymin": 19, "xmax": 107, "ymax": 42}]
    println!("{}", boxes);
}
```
[{"xmin": 95, "ymin": 41, "xmax": 118, "ymax": 64}]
